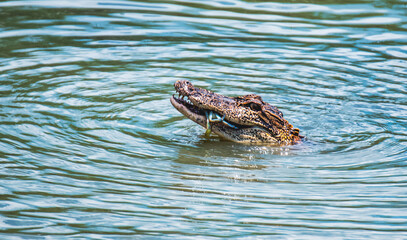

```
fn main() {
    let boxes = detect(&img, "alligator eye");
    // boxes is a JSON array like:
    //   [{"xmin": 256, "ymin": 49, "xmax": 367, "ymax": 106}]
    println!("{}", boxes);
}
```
[
  {"xmin": 249, "ymin": 103, "xmax": 261, "ymax": 111},
  {"xmin": 291, "ymin": 128, "xmax": 300, "ymax": 136}
]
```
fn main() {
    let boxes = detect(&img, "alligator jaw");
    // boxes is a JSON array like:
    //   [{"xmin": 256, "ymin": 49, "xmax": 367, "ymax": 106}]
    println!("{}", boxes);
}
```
[
  {"xmin": 170, "ymin": 80, "xmax": 303, "ymax": 144},
  {"xmin": 171, "ymin": 95, "xmax": 269, "ymax": 143},
  {"xmin": 170, "ymin": 95, "xmax": 207, "ymax": 129},
  {"xmin": 170, "ymin": 89, "xmax": 279, "ymax": 144},
  {"xmin": 170, "ymin": 95, "xmax": 240, "ymax": 131}
]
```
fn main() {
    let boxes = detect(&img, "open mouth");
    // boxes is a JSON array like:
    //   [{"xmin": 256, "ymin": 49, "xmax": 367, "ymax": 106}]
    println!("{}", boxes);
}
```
[
  {"xmin": 170, "ymin": 93, "xmax": 241, "ymax": 134},
  {"xmin": 171, "ymin": 94, "xmax": 204, "ymax": 116}
]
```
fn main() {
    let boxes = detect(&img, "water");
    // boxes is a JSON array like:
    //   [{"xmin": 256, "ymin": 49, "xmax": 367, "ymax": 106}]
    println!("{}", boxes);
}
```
[{"xmin": 1, "ymin": 0, "xmax": 406, "ymax": 238}]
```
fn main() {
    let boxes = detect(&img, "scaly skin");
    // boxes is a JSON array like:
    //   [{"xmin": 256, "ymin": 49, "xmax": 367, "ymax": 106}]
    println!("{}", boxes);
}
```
[{"xmin": 170, "ymin": 80, "xmax": 303, "ymax": 145}]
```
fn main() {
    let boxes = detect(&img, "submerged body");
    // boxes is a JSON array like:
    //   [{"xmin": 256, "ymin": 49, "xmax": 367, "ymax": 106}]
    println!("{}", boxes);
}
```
[{"xmin": 170, "ymin": 80, "xmax": 303, "ymax": 145}]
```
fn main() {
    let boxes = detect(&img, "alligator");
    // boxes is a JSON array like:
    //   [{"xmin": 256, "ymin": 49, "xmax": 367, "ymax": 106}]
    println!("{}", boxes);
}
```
[{"xmin": 170, "ymin": 80, "xmax": 303, "ymax": 145}]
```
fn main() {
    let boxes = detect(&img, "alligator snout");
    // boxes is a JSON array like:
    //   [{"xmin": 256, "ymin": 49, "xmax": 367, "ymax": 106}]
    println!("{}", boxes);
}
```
[{"xmin": 174, "ymin": 80, "xmax": 195, "ymax": 97}]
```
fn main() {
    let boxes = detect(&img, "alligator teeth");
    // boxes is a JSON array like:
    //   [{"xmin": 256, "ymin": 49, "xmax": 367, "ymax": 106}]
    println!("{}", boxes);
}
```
[
  {"xmin": 182, "ymin": 97, "xmax": 192, "ymax": 105},
  {"xmin": 176, "ymin": 93, "xmax": 193, "ymax": 106},
  {"xmin": 178, "ymin": 94, "xmax": 187, "ymax": 101}
]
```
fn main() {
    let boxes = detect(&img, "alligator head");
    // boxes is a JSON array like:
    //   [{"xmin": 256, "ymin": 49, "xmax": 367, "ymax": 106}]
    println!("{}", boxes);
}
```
[{"xmin": 170, "ymin": 80, "xmax": 303, "ymax": 145}]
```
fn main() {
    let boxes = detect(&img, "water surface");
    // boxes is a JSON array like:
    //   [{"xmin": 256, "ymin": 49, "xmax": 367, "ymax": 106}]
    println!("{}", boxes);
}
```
[{"xmin": 1, "ymin": 0, "xmax": 407, "ymax": 238}]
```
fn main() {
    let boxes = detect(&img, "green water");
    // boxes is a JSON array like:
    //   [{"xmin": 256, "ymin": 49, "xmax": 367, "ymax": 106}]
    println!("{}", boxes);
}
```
[{"xmin": 1, "ymin": 0, "xmax": 406, "ymax": 239}]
